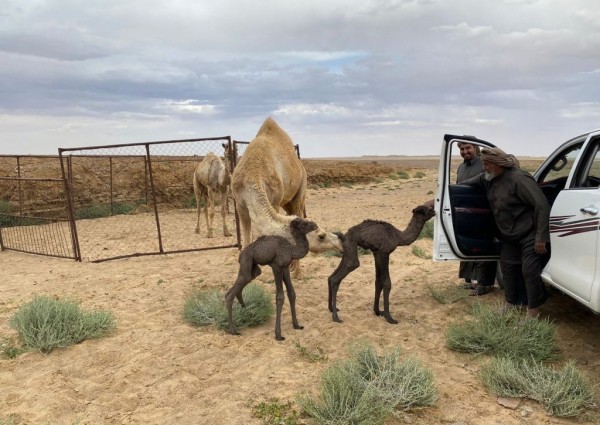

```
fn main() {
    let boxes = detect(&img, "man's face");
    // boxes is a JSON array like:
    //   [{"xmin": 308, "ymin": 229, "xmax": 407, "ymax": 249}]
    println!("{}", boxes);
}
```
[
  {"xmin": 482, "ymin": 160, "xmax": 502, "ymax": 181},
  {"xmin": 459, "ymin": 144, "xmax": 477, "ymax": 161}
]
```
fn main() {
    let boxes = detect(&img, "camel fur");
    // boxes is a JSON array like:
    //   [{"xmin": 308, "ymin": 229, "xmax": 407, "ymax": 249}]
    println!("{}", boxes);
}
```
[
  {"xmin": 328, "ymin": 204, "xmax": 435, "ymax": 324},
  {"xmin": 192, "ymin": 151, "xmax": 231, "ymax": 238},
  {"xmin": 231, "ymin": 117, "xmax": 343, "ymax": 277},
  {"xmin": 225, "ymin": 218, "xmax": 318, "ymax": 340}
]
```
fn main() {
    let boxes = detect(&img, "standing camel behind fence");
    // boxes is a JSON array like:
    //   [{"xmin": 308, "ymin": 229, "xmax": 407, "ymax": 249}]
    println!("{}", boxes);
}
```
[
  {"xmin": 193, "ymin": 151, "xmax": 232, "ymax": 238},
  {"xmin": 328, "ymin": 203, "xmax": 435, "ymax": 324},
  {"xmin": 231, "ymin": 117, "xmax": 344, "ymax": 278}
]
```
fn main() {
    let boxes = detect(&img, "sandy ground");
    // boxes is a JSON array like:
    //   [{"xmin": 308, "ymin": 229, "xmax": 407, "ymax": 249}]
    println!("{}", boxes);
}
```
[{"xmin": 1, "ymin": 165, "xmax": 600, "ymax": 425}]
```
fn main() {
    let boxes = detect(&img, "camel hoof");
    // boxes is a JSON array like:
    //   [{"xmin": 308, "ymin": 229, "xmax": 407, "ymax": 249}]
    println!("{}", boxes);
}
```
[
  {"xmin": 276, "ymin": 335, "xmax": 285, "ymax": 341},
  {"xmin": 294, "ymin": 324, "xmax": 304, "ymax": 330},
  {"xmin": 333, "ymin": 317, "xmax": 343, "ymax": 323},
  {"xmin": 194, "ymin": 229, "xmax": 200, "ymax": 234},
  {"xmin": 228, "ymin": 329, "xmax": 241, "ymax": 336},
  {"xmin": 386, "ymin": 318, "xmax": 398, "ymax": 325}
]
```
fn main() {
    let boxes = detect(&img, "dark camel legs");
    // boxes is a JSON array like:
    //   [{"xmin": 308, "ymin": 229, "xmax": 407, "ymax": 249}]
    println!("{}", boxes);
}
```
[
  {"xmin": 225, "ymin": 260, "xmax": 262, "ymax": 335},
  {"xmin": 225, "ymin": 273, "xmax": 251, "ymax": 336},
  {"xmin": 283, "ymin": 268, "xmax": 303, "ymax": 331},
  {"xmin": 271, "ymin": 265, "xmax": 304, "ymax": 341},
  {"xmin": 373, "ymin": 251, "xmax": 397, "ymax": 324},
  {"xmin": 327, "ymin": 241, "xmax": 360, "ymax": 322}
]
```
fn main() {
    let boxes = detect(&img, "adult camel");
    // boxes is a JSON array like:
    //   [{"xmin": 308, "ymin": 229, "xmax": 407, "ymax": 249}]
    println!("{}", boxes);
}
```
[{"xmin": 231, "ymin": 117, "xmax": 343, "ymax": 277}]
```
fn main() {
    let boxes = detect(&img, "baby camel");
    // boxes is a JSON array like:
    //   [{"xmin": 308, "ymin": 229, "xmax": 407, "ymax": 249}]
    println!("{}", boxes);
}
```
[
  {"xmin": 328, "ymin": 204, "xmax": 435, "ymax": 324},
  {"xmin": 225, "ymin": 217, "xmax": 318, "ymax": 341}
]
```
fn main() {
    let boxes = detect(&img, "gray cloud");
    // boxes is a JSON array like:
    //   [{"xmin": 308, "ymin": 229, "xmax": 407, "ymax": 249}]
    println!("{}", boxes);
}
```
[{"xmin": 0, "ymin": 0, "xmax": 599, "ymax": 157}]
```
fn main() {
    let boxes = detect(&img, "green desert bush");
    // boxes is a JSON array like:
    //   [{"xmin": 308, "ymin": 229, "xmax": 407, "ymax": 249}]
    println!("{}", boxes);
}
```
[
  {"xmin": 417, "ymin": 219, "xmax": 434, "ymax": 239},
  {"xmin": 411, "ymin": 245, "xmax": 431, "ymax": 259},
  {"xmin": 396, "ymin": 170, "xmax": 410, "ymax": 179},
  {"xmin": 413, "ymin": 171, "xmax": 426, "ymax": 178},
  {"xmin": 481, "ymin": 357, "xmax": 596, "ymax": 418},
  {"xmin": 445, "ymin": 303, "xmax": 557, "ymax": 362},
  {"xmin": 183, "ymin": 283, "xmax": 272, "ymax": 331},
  {"xmin": 9, "ymin": 295, "xmax": 115, "ymax": 354},
  {"xmin": 75, "ymin": 201, "xmax": 138, "ymax": 219},
  {"xmin": 297, "ymin": 341, "xmax": 437, "ymax": 425}
]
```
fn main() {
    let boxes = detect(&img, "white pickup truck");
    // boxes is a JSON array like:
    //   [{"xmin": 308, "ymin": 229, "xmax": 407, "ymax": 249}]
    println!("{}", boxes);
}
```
[{"xmin": 433, "ymin": 129, "xmax": 600, "ymax": 313}]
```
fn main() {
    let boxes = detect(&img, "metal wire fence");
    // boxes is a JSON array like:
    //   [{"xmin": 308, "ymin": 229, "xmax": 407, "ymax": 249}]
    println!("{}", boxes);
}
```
[
  {"xmin": 59, "ymin": 137, "xmax": 239, "ymax": 262},
  {"xmin": 0, "ymin": 138, "xmax": 300, "ymax": 262}
]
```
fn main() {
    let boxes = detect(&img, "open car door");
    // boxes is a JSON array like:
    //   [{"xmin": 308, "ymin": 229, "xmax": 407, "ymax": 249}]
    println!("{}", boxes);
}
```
[{"xmin": 433, "ymin": 134, "xmax": 499, "ymax": 262}]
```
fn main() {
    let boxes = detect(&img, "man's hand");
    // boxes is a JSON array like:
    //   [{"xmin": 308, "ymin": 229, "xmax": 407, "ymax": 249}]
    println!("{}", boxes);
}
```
[{"xmin": 534, "ymin": 241, "xmax": 547, "ymax": 254}]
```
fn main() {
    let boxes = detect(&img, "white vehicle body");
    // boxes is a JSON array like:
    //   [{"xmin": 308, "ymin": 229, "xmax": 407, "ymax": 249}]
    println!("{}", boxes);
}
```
[{"xmin": 433, "ymin": 130, "xmax": 600, "ymax": 313}]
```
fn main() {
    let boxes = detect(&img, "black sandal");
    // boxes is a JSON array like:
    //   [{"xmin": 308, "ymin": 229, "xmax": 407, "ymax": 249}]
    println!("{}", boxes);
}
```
[{"xmin": 470, "ymin": 286, "xmax": 491, "ymax": 296}]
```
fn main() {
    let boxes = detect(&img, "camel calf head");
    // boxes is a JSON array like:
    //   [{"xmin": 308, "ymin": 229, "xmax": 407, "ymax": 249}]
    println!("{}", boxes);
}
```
[{"xmin": 305, "ymin": 226, "xmax": 344, "ymax": 253}]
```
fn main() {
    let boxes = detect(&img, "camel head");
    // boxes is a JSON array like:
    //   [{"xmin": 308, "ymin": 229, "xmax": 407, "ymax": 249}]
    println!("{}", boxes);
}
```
[
  {"xmin": 412, "ymin": 204, "xmax": 436, "ymax": 221},
  {"xmin": 305, "ymin": 224, "xmax": 345, "ymax": 253},
  {"xmin": 290, "ymin": 218, "xmax": 318, "ymax": 235}
]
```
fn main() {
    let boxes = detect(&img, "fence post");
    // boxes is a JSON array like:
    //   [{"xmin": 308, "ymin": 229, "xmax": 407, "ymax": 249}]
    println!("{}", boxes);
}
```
[
  {"xmin": 58, "ymin": 150, "xmax": 82, "ymax": 261},
  {"xmin": 145, "ymin": 144, "xmax": 164, "ymax": 253}
]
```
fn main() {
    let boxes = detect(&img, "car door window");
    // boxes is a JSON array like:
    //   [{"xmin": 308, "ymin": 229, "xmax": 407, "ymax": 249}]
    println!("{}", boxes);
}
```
[
  {"xmin": 572, "ymin": 137, "xmax": 600, "ymax": 188},
  {"xmin": 537, "ymin": 144, "xmax": 582, "ymax": 206}
]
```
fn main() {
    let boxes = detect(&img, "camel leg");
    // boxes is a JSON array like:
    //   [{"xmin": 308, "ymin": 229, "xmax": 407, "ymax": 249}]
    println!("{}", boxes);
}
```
[
  {"xmin": 225, "ymin": 275, "xmax": 252, "ymax": 336},
  {"xmin": 193, "ymin": 174, "xmax": 203, "ymax": 234},
  {"xmin": 206, "ymin": 190, "xmax": 215, "ymax": 238},
  {"xmin": 290, "ymin": 259, "xmax": 302, "ymax": 280},
  {"xmin": 224, "ymin": 255, "xmax": 256, "ymax": 334},
  {"xmin": 284, "ymin": 181, "xmax": 307, "ymax": 280},
  {"xmin": 327, "ymin": 241, "xmax": 360, "ymax": 323},
  {"xmin": 283, "ymin": 267, "xmax": 303, "ymax": 331},
  {"xmin": 271, "ymin": 266, "xmax": 286, "ymax": 341},
  {"xmin": 374, "ymin": 251, "xmax": 397, "ymax": 324},
  {"xmin": 236, "ymin": 204, "xmax": 252, "ymax": 248},
  {"xmin": 220, "ymin": 190, "xmax": 231, "ymax": 237}
]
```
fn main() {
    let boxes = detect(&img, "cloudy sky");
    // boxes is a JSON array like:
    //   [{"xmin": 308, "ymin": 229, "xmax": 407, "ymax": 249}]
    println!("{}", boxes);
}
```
[{"xmin": 1, "ymin": 0, "xmax": 599, "ymax": 158}]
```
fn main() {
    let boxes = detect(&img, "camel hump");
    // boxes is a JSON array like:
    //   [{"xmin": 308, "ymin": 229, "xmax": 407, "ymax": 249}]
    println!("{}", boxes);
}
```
[{"xmin": 255, "ymin": 117, "xmax": 293, "ymax": 145}]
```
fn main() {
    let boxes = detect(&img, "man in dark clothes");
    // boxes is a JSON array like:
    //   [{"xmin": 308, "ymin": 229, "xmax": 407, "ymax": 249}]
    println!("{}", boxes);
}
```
[
  {"xmin": 461, "ymin": 147, "xmax": 550, "ymax": 317},
  {"xmin": 456, "ymin": 142, "xmax": 497, "ymax": 296}
]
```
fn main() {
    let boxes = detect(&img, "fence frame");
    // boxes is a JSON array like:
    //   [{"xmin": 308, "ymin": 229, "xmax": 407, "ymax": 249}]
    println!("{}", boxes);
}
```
[{"xmin": 56, "ymin": 135, "xmax": 240, "ymax": 262}]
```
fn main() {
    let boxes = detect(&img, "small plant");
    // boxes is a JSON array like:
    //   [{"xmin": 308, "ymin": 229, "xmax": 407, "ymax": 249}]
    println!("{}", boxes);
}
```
[
  {"xmin": 0, "ymin": 414, "xmax": 19, "ymax": 425},
  {"xmin": 411, "ymin": 245, "xmax": 431, "ymax": 259},
  {"xmin": 253, "ymin": 398, "xmax": 300, "ymax": 425},
  {"xmin": 297, "ymin": 341, "xmax": 437, "ymax": 424},
  {"xmin": 428, "ymin": 285, "xmax": 469, "ymax": 304},
  {"xmin": 417, "ymin": 219, "xmax": 434, "ymax": 239},
  {"xmin": 445, "ymin": 303, "xmax": 557, "ymax": 362},
  {"xmin": 481, "ymin": 357, "xmax": 596, "ymax": 418},
  {"xmin": 0, "ymin": 337, "xmax": 26, "ymax": 359},
  {"xmin": 396, "ymin": 170, "xmax": 410, "ymax": 179},
  {"xmin": 413, "ymin": 171, "xmax": 426, "ymax": 178},
  {"xmin": 294, "ymin": 341, "xmax": 328, "ymax": 363},
  {"xmin": 9, "ymin": 296, "xmax": 116, "ymax": 354},
  {"xmin": 75, "ymin": 201, "xmax": 138, "ymax": 219},
  {"xmin": 427, "ymin": 190, "xmax": 434, "ymax": 195},
  {"xmin": 183, "ymin": 283, "xmax": 273, "ymax": 331}
]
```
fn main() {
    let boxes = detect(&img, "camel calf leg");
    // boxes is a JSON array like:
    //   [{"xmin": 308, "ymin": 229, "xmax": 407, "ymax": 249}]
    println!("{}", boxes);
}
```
[
  {"xmin": 283, "ymin": 268, "xmax": 303, "ymax": 331},
  {"xmin": 272, "ymin": 268, "xmax": 286, "ymax": 341},
  {"xmin": 374, "ymin": 252, "xmax": 397, "ymax": 324},
  {"xmin": 327, "ymin": 243, "xmax": 360, "ymax": 323}
]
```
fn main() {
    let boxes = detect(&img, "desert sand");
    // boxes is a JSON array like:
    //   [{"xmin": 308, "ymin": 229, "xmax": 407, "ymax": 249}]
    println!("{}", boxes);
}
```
[{"xmin": 1, "ymin": 159, "xmax": 599, "ymax": 425}]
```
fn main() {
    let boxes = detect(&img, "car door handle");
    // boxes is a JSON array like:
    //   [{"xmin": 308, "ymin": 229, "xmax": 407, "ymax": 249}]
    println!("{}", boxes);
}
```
[{"xmin": 580, "ymin": 206, "xmax": 599, "ymax": 215}]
